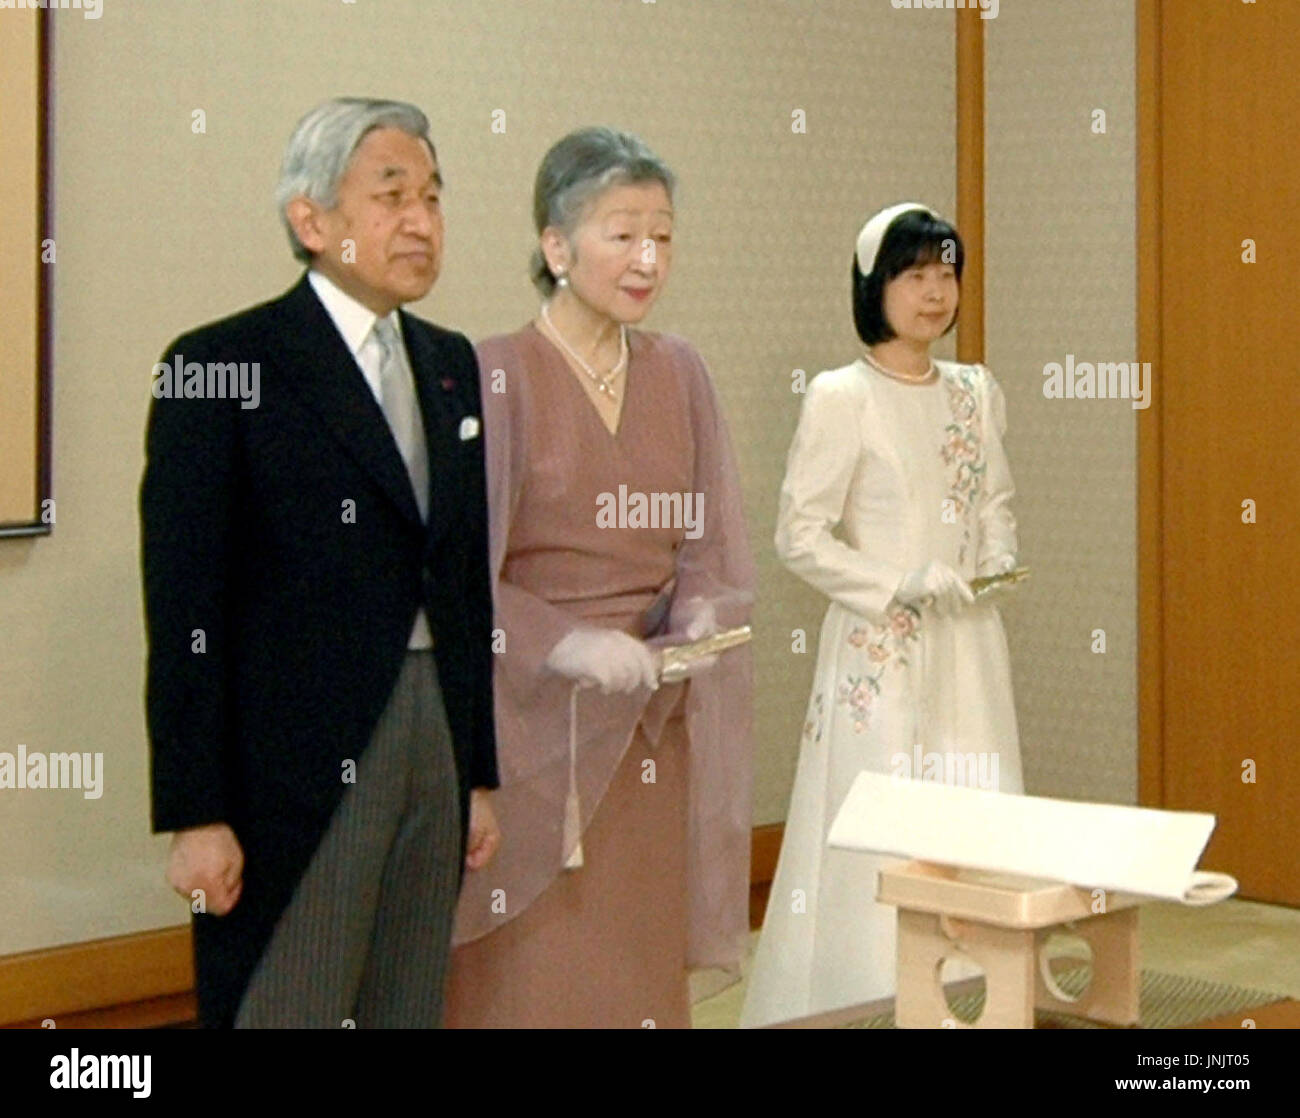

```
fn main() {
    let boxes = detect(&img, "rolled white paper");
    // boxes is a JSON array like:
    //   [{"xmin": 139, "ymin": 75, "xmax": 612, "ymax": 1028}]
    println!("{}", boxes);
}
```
[{"xmin": 827, "ymin": 771, "xmax": 1238, "ymax": 906}]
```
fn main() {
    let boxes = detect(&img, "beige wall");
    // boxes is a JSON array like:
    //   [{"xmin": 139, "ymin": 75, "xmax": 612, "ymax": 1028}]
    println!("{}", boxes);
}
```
[
  {"xmin": 0, "ymin": 1, "xmax": 956, "ymax": 954},
  {"xmin": 985, "ymin": 0, "xmax": 1138, "ymax": 803}
]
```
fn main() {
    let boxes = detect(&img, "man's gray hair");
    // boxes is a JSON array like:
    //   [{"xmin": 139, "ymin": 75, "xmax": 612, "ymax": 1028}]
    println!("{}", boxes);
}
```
[
  {"xmin": 530, "ymin": 127, "xmax": 676, "ymax": 296},
  {"xmin": 275, "ymin": 98, "xmax": 436, "ymax": 263}
]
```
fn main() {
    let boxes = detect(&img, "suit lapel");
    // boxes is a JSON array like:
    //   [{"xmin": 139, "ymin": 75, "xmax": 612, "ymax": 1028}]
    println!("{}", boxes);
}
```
[{"xmin": 270, "ymin": 276, "xmax": 423, "ymax": 530}]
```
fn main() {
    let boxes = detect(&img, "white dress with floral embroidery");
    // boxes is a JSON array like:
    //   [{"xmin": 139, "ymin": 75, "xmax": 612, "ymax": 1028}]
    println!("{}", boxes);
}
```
[{"xmin": 740, "ymin": 357, "xmax": 1024, "ymax": 1028}]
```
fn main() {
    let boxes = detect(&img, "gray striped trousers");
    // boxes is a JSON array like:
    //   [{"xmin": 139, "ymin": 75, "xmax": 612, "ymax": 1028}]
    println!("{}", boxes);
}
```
[{"xmin": 235, "ymin": 650, "xmax": 462, "ymax": 1028}]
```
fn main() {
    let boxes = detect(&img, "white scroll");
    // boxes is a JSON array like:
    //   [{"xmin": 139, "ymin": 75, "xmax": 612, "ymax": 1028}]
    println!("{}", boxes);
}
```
[{"xmin": 827, "ymin": 771, "xmax": 1238, "ymax": 906}]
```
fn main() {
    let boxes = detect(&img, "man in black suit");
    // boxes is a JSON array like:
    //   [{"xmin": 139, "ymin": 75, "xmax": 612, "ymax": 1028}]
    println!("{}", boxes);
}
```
[{"xmin": 141, "ymin": 98, "xmax": 500, "ymax": 1028}]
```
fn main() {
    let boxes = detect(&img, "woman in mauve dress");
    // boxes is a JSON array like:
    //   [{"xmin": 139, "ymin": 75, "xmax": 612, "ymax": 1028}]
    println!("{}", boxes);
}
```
[{"xmin": 445, "ymin": 127, "xmax": 755, "ymax": 1029}]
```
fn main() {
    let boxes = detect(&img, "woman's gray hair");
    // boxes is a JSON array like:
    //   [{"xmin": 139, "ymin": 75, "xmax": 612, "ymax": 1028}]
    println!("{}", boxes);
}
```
[
  {"xmin": 275, "ymin": 97, "xmax": 436, "ymax": 263},
  {"xmin": 530, "ymin": 127, "xmax": 676, "ymax": 295}
]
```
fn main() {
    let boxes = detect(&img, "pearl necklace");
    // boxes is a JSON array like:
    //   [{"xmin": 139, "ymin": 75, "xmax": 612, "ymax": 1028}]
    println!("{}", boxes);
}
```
[
  {"xmin": 541, "ymin": 303, "xmax": 628, "ymax": 400},
  {"xmin": 863, "ymin": 349, "xmax": 937, "ymax": 385}
]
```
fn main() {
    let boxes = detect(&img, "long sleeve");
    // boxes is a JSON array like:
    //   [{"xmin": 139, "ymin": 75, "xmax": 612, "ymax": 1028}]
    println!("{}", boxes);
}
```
[
  {"xmin": 494, "ymin": 582, "xmax": 580, "ymax": 681},
  {"xmin": 477, "ymin": 342, "xmax": 581, "ymax": 703},
  {"xmin": 140, "ymin": 332, "xmax": 239, "ymax": 833},
  {"xmin": 974, "ymin": 365, "xmax": 1018, "ymax": 575},
  {"xmin": 775, "ymin": 372, "xmax": 906, "ymax": 622},
  {"xmin": 660, "ymin": 337, "xmax": 755, "ymax": 970},
  {"xmin": 666, "ymin": 339, "xmax": 756, "ymax": 635}
]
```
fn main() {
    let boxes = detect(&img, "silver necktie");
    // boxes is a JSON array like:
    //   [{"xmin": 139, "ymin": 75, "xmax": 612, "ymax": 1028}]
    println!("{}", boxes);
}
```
[{"xmin": 369, "ymin": 317, "xmax": 429, "ymax": 522}]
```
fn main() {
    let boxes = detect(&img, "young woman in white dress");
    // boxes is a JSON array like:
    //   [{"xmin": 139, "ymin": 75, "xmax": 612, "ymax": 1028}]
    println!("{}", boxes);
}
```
[{"xmin": 741, "ymin": 203, "xmax": 1025, "ymax": 1028}]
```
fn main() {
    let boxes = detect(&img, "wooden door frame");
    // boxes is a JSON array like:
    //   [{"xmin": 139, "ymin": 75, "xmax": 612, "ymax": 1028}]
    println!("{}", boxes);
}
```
[
  {"xmin": 955, "ymin": 6, "xmax": 985, "ymax": 365},
  {"xmin": 1136, "ymin": 0, "xmax": 1163, "ymax": 809}
]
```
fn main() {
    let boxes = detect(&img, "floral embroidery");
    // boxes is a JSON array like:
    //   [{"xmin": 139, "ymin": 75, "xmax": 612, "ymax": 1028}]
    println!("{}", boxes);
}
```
[
  {"xmin": 941, "ymin": 367, "xmax": 987, "ymax": 565},
  {"xmin": 802, "ymin": 691, "xmax": 826, "ymax": 744},
  {"xmin": 834, "ymin": 605, "xmax": 921, "ymax": 734}
]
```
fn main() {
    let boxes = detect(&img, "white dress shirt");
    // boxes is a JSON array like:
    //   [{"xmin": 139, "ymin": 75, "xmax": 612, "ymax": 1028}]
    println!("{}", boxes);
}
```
[{"xmin": 308, "ymin": 269, "xmax": 433, "ymax": 650}]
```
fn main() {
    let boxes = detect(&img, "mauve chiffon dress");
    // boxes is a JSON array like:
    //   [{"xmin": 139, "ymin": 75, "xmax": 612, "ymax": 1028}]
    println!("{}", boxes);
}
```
[{"xmin": 444, "ymin": 324, "xmax": 703, "ymax": 1028}]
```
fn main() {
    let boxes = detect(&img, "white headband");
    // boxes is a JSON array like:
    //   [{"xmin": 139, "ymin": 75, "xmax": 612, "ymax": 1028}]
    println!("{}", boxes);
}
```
[{"xmin": 854, "ymin": 202, "xmax": 939, "ymax": 275}]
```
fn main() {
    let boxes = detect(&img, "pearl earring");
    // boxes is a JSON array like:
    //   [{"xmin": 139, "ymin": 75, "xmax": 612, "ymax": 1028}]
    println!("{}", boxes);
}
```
[{"xmin": 556, "ymin": 273, "xmax": 569, "ymax": 288}]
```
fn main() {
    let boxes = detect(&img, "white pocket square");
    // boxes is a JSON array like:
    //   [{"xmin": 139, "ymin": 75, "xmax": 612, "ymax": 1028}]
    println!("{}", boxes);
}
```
[{"xmin": 458, "ymin": 416, "xmax": 481, "ymax": 441}]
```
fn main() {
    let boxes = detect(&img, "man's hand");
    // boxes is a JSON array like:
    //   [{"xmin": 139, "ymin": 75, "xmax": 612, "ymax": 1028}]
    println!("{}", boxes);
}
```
[
  {"xmin": 465, "ymin": 788, "xmax": 501, "ymax": 872},
  {"xmin": 166, "ymin": 822, "xmax": 244, "ymax": 916}
]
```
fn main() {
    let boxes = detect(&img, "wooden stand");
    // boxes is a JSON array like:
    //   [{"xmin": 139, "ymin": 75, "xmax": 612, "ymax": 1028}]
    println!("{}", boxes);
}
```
[{"xmin": 879, "ymin": 860, "xmax": 1142, "ymax": 1029}]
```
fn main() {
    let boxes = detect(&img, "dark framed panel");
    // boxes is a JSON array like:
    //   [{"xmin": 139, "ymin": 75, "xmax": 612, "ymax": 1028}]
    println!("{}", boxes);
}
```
[{"xmin": 0, "ymin": 12, "xmax": 53, "ymax": 538}]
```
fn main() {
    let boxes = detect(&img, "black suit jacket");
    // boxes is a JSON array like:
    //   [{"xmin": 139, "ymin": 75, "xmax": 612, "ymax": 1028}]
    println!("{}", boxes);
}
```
[{"xmin": 141, "ymin": 274, "xmax": 498, "ymax": 1027}]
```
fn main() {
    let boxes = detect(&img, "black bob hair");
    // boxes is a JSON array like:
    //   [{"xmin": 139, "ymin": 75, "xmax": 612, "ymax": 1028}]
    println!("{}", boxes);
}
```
[{"xmin": 852, "ymin": 210, "xmax": 965, "ymax": 346}]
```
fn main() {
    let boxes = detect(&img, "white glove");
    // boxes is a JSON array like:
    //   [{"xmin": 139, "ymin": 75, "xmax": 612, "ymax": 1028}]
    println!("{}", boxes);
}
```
[
  {"xmin": 682, "ymin": 599, "xmax": 718, "ymax": 641},
  {"xmin": 674, "ymin": 598, "xmax": 719, "ymax": 678},
  {"xmin": 544, "ymin": 629, "xmax": 659, "ymax": 694},
  {"xmin": 978, "ymin": 552, "xmax": 1018, "ymax": 577},
  {"xmin": 895, "ymin": 560, "xmax": 974, "ymax": 617},
  {"xmin": 974, "ymin": 553, "xmax": 1021, "ymax": 604}
]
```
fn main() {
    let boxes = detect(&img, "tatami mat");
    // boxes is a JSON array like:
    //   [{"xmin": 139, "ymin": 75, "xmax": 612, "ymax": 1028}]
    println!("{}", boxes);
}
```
[{"xmin": 692, "ymin": 899, "xmax": 1300, "ymax": 1028}]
